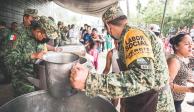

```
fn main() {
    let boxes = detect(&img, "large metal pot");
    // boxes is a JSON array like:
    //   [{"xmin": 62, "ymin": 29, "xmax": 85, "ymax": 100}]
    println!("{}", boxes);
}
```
[
  {"xmin": 0, "ymin": 90, "xmax": 117, "ymax": 112},
  {"xmin": 59, "ymin": 44, "xmax": 86, "ymax": 56},
  {"xmin": 34, "ymin": 60, "xmax": 47, "ymax": 90},
  {"xmin": 32, "ymin": 55, "xmax": 87, "ymax": 90},
  {"xmin": 43, "ymin": 52, "xmax": 79, "ymax": 98}
]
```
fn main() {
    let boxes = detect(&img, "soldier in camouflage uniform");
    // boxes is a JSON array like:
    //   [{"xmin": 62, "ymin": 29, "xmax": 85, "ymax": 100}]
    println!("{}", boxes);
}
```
[
  {"xmin": 16, "ymin": 8, "xmax": 38, "ymax": 38},
  {"xmin": 5, "ymin": 16, "xmax": 59, "ymax": 96},
  {"xmin": 0, "ymin": 9, "xmax": 38, "ymax": 85},
  {"xmin": 57, "ymin": 21, "xmax": 66, "ymax": 43},
  {"xmin": 39, "ymin": 16, "xmax": 60, "ymax": 46},
  {"xmin": 0, "ymin": 21, "xmax": 12, "ymax": 83},
  {"xmin": 70, "ymin": 3, "xmax": 175, "ymax": 112},
  {"xmin": 0, "ymin": 21, "xmax": 11, "ymax": 52}
]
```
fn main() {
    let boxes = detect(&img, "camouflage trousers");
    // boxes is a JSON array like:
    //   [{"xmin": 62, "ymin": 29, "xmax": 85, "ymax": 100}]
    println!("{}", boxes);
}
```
[
  {"xmin": 156, "ymin": 86, "xmax": 175, "ymax": 112},
  {"xmin": 0, "ymin": 56, "xmax": 11, "ymax": 83},
  {"xmin": 11, "ymin": 76, "xmax": 35, "ymax": 97}
]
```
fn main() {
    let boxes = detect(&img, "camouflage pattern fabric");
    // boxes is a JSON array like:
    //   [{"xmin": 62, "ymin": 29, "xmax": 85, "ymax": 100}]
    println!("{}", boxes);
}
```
[
  {"xmin": 85, "ymin": 25, "xmax": 175, "ymax": 112},
  {"xmin": 14, "ymin": 8, "xmax": 38, "ymax": 39},
  {"xmin": 102, "ymin": 2, "xmax": 124, "ymax": 23},
  {"xmin": 38, "ymin": 16, "xmax": 61, "ymax": 46},
  {"xmin": 16, "ymin": 8, "xmax": 38, "ymax": 38},
  {"xmin": 39, "ymin": 16, "xmax": 59, "ymax": 40},
  {"xmin": 4, "ymin": 28, "xmax": 44, "ymax": 96},
  {"xmin": 0, "ymin": 27, "xmax": 10, "ymax": 45},
  {"xmin": 0, "ymin": 27, "xmax": 11, "ymax": 63},
  {"xmin": 24, "ymin": 8, "xmax": 38, "ymax": 17},
  {"xmin": 17, "ymin": 23, "xmax": 32, "ymax": 39},
  {"xmin": 0, "ymin": 28, "xmax": 11, "ymax": 83}
]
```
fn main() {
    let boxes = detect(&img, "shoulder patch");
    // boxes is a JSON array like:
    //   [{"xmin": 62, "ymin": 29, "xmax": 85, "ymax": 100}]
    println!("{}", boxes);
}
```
[{"xmin": 123, "ymin": 28, "xmax": 154, "ymax": 66}]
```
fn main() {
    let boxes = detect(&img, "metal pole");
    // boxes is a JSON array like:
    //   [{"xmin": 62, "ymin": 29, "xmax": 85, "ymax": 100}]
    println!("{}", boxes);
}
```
[
  {"xmin": 126, "ymin": 0, "xmax": 130, "ymax": 21},
  {"xmin": 160, "ymin": 0, "xmax": 168, "ymax": 36}
]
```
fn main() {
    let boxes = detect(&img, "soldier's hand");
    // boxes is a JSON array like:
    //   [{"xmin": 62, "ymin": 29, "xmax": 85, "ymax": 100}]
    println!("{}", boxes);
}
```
[
  {"xmin": 70, "ymin": 63, "xmax": 89, "ymax": 90},
  {"xmin": 31, "ymin": 51, "xmax": 47, "ymax": 59},
  {"xmin": 54, "ymin": 47, "xmax": 63, "ymax": 52}
]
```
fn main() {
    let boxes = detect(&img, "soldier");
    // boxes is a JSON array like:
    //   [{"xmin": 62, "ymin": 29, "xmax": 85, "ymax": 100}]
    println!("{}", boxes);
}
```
[
  {"xmin": 5, "ymin": 17, "xmax": 60, "ymax": 96},
  {"xmin": 39, "ymin": 16, "xmax": 60, "ymax": 46},
  {"xmin": 70, "ymin": 3, "xmax": 175, "ymax": 112},
  {"xmin": 58, "ymin": 21, "xmax": 68, "ymax": 42},
  {"xmin": 4, "ymin": 9, "xmax": 38, "ymax": 93},
  {"xmin": 0, "ymin": 21, "xmax": 11, "ymax": 83},
  {"xmin": 17, "ymin": 8, "xmax": 38, "ymax": 37},
  {"xmin": 0, "ymin": 21, "xmax": 10, "ymax": 43},
  {"xmin": 10, "ymin": 22, "xmax": 18, "ymax": 34}
]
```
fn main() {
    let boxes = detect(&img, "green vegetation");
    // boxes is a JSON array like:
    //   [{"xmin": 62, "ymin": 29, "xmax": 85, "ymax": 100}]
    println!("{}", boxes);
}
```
[{"xmin": 131, "ymin": 0, "xmax": 194, "ymax": 35}]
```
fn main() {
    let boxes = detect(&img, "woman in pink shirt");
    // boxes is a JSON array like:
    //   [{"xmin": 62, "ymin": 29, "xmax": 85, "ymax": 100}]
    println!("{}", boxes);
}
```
[{"xmin": 88, "ymin": 40, "xmax": 99, "ymax": 70}]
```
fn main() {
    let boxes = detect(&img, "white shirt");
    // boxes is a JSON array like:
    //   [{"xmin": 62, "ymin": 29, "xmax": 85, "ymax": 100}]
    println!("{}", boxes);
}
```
[
  {"xmin": 112, "ymin": 48, "xmax": 120, "ymax": 73},
  {"xmin": 190, "ymin": 29, "xmax": 194, "ymax": 37},
  {"xmin": 69, "ymin": 28, "xmax": 76, "ymax": 38}
]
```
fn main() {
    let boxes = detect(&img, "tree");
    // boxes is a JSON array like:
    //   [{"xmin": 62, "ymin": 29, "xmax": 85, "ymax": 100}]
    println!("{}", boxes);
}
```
[{"xmin": 134, "ymin": 0, "xmax": 194, "ymax": 35}]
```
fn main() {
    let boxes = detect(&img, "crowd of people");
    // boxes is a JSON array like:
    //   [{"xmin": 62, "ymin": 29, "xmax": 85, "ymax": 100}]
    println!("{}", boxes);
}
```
[{"xmin": 1, "ymin": 2, "xmax": 194, "ymax": 112}]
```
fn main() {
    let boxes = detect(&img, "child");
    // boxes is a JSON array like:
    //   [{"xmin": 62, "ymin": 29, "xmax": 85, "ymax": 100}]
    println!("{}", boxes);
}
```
[{"xmin": 88, "ymin": 40, "xmax": 99, "ymax": 70}]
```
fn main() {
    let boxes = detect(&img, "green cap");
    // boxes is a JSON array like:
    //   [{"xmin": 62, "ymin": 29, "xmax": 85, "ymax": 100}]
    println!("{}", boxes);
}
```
[
  {"xmin": 38, "ymin": 16, "xmax": 59, "ymax": 39},
  {"xmin": 58, "ymin": 21, "xmax": 63, "ymax": 25},
  {"xmin": 102, "ymin": 2, "xmax": 125, "ymax": 23},
  {"xmin": 24, "ymin": 8, "xmax": 38, "ymax": 17}
]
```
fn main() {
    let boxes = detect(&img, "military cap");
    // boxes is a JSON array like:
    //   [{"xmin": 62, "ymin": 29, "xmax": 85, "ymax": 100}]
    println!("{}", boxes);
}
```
[
  {"xmin": 24, "ymin": 8, "xmax": 38, "ymax": 17},
  {"xmin": 102, "ymin": 2, "xmax": 125, "ymax": 23},
  {"xmin": 58, "ymin": 21, "xmax": 63, "ymax": 25},
  {"xmin": 39, "ymin": 16, "xmax": 48, "ymax": 23},
  {"xmin": 37, "ymin": 16, "xmax": 59, "ymax": 39}
]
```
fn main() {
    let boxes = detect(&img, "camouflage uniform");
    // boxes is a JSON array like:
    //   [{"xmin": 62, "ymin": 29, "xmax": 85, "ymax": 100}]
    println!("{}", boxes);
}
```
[
  {"xmin": 17, "ymin": 24, "xmax": 31, "ymax": 39},
  {"xmin": 39, "ymin": 16, "xmax": 59, "ymax": 40},
  {"xmin": 0, "ymin": 27, "xmax": 10, "ymax": 42},
  {"xmin": 57, "ymin": 21, "xmax": 68, "ymax": 42},
  {"xmin": 5, "ymin": 15, "xmax": 59, "ymax": 96},
  {"xmin": 4, "ymin": 29, "xmax": 45, "ymax": 96},
  {"xmin": 0, "ymin": 27, "xmax": 11, "ymax": 83},
  {"xmin": 17, "ymin": 8, "xmax": 38, "ymax": 39},
  {"xmin": 39, "ymin": 16, "xmax": 60, "ymax": 46},
  {"xmin": 84, "ymin": 3, "xmax": 175, "ymax": 112},
  {"xmin": 4, "ymin": 9, "xmax": 41, "ymax": 96},
  {"xmin": 0, "ymin": 27, "xmax": 11, "ymax": 52}
]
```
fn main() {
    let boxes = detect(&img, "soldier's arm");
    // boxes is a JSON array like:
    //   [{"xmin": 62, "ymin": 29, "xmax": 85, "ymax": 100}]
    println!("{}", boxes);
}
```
[
  {"xmin": 103, "ymin": 50, "xmax": 112, "ymax": 74},
  {"xmin": 85, "ymin": 57, "xmax": 155, "ymax": 99}
]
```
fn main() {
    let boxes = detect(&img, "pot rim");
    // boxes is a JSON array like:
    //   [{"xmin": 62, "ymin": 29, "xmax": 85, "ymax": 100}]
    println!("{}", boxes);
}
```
[{"xmin": 43, "ymin": 52, "xmax": 79, "ymax": 64}]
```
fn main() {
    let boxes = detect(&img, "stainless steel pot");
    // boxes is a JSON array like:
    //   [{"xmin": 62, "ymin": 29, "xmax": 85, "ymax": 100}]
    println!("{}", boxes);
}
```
[
  {"xmin": 59, "ymin": 44, "xmax": 86, "ymax": 56},
  {"xmin": 43, "ymin": 52, "xmax": 79, "ymax": 98},
  {"xmin": 33, "ymin": 60, "xmax": 47, "ymax": 90},
  {"xmin": 31, "ymin": 55, "xmax": 87, "ymax": 90},
  {"xmin": 0, "ymin": 90, "xmax": 117, "ymax": 112}
]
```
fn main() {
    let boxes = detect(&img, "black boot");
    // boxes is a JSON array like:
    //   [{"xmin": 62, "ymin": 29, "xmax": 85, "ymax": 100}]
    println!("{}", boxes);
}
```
[{"xmin": 187, "ymin": 100, "xmax": 194, "ymax": 106}]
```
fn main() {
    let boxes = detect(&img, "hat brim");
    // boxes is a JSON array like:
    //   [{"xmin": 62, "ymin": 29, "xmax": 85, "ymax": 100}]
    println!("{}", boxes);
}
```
[{"xmin": 30, "ymin": 14, "xmax": 38, "ymax": 18}]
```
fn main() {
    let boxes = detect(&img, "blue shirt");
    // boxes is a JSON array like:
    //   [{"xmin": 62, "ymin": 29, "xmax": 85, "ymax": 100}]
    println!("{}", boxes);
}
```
[{"xmin": 83, "ymin": 33, "xmax": 92, "ymax": 44}]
